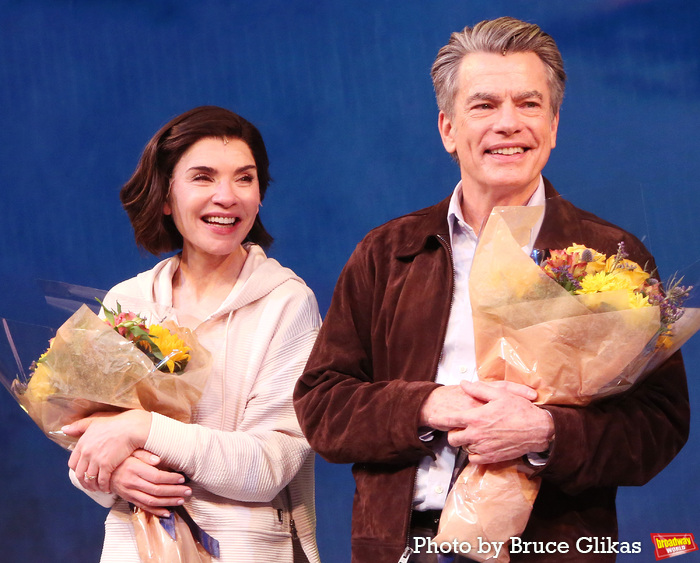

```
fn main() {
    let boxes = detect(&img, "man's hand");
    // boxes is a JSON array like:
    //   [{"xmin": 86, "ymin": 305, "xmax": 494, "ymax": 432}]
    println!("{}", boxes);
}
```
[
  {"xmin": 111, "ymin": 450, "xmax": 192, "ymax": 518},
  {"xmin": 447, "ymin": 380, "xmax": 554, "ymax": 464},
  {"xmin": 419, "ymin": 380, "xmax": 538, "ymax": 431}
]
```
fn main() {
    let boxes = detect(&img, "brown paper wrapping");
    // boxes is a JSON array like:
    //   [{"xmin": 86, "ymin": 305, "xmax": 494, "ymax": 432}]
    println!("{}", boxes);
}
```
[
  {"xmin": 132, "ymin": 508, "xmax": 212, "ymax": 563},
  {"xmin": 435, "ymin": 206, "xmax": 700, "ymax": 562}
]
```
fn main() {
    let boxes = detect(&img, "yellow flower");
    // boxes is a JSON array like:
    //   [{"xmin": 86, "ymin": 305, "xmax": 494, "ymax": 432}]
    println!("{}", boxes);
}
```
[
  {"xmin": 576, "ymin": 271, "xmax": 633, "ymax": 294},
  {"xmin": 148, "ymin": 324, "xmax": 191, "ymax": 373},
  {"xmin": 605, "ymin": 256, "xmax": 650, "ymax": 288},
  {"xmin": 25, "ymin": 363, "xmax": 57, "ymax": 402},
  {"xmin": 628, "ymin": 291, "xmax": 650, "ymax": 309}
]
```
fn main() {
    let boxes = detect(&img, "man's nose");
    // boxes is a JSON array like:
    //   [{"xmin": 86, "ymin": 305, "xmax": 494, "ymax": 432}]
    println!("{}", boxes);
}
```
[{"xmin": 493, "ymin": 103, "xmax": 522, "ymax": 135}]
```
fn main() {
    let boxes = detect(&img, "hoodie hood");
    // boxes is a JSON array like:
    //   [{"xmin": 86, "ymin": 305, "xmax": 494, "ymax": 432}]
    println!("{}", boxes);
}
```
[{"xmin": 121, "ymin": 244, "xmax": 305, "ymax": 324}]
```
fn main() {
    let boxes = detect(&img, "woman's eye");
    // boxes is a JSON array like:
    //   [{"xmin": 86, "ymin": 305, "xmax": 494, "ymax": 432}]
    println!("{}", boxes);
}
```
[
  {"xmin": 239, "ymin": 175, "xmax": 255, "ymax": 184},
  {"xmin": 192, "ymin": 174, "xmax": 214, "ymax": 182}
]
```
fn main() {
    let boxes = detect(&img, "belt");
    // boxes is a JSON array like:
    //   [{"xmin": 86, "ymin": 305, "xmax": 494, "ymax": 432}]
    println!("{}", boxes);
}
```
[{"xmin": 410, "ymin": 509, "xmax": 442, "ymax": 534}]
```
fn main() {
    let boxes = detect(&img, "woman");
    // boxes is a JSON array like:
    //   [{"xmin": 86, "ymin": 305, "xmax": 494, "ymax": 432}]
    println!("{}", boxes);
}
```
[{"xmin": 63, "ymin": 106, "xmax": 321, "ymax": 563}]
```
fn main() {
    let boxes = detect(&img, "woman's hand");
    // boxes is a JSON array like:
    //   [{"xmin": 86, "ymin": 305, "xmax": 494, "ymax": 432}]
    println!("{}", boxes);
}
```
[
  {"xmin": 111, "ymin": 450, "xmax": 192, "ymax": 518},
  {"xmin": 63, "ymin": 409, "xmax": 152, "ymax": 493}
]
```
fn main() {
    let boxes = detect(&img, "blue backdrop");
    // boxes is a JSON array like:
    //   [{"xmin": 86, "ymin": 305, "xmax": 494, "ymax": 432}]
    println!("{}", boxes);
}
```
[{"xmin": 1, "ymin": 1, "xmax": 698, "ymax": 561}]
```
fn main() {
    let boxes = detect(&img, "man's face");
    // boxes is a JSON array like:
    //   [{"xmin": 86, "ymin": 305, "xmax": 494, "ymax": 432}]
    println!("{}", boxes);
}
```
[{"xmin": 438, "ymin": 51, "xmax": 559, "ymax": 199}]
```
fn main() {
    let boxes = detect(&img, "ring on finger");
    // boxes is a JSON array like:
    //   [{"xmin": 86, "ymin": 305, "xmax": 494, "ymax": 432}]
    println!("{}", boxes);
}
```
[{"xmin": 84, "ymin": 472, "xmax": 97, "ymax": 481}]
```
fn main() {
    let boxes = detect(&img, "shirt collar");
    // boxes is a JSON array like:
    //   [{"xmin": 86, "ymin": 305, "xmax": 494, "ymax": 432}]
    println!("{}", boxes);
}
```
[{"xmin": 447, "ymin": 176, "xmax": 547, "ymax": 247}]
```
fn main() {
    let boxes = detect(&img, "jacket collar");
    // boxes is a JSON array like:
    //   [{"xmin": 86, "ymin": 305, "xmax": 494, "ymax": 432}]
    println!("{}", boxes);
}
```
[
  {"xmin": 535, "ymin": 178, "xmax": 585, "ymax": 251},
  {"xmin": 395, "ymin": 196, "xmax": 452, "ymax": 259},
  {"xmin": 396, "ymin": 176, "xmax": 574, "ymax": 259}
]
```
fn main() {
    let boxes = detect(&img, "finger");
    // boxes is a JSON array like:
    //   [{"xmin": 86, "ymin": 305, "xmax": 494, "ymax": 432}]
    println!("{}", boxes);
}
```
[
  {"xmin": 86, "ymin": 463, "xmax": 103, "ymax": 492},
  {"xmin": 131, "ymin": 449, "xmax": 161, "ymax": 467},
  {"xmin": 123, "ymin": 474, "xmax": 191, "ymax": 503},
  {"xmin": 488, "ymin": 380, "xmax": 539, "ymax": 400},
  {"xmin": 126, "ymin": 493, "xmax": 174, "ymax": 518},
  {"xmin": 97, "ymin": 468, "xmax": 113, "ymax": 493},
  {"xmin": 500, "ymin": 381, "xmax": 538, "ymax": 401},
  {"xmin": 446, "ymin": 427, "xmax": 472, "ymax": 448},
  {"xmin": 464, "ymin": 452, "xmax": 490, "ymax": 465},
  {"xmin": 113, "ymin": 474, "xmax": 191, "ymax": 514},
  {"xmin": 460, "ymin": 380, "xmax": 537, "ymax": 402},
  {"xmin": 126, "ymin": 455, "xmax": 186, "ymax": 485},
  {"xmin": 61, "ymin": 418, "xmax": 91, "ymax": 437},
  {"xmin": 142, "ymin": 482, "xmax": 192, "ymax": 500},
  {"xmin": 73, "ymin": 457, "xmax": 88, "ymax": 486},
  {"xmin": 137, "ymin": 465, "xmax": 188, "ymax": 486},
  {"xmin": 67, "ymin": 446, "xmax": 80, "ymax": 470}
]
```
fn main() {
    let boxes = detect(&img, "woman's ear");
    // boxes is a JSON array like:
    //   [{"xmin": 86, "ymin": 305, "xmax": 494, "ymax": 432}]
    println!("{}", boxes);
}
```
[{"xmin": 163, "ymin": 181, "xmax": 172, "ymax": 215}]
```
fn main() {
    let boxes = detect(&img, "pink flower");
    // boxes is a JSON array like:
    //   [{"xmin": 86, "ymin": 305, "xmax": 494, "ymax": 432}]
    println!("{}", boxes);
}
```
[{"xmin": 105, "ymin": 311, "xmax": 148, "ymax": 340}]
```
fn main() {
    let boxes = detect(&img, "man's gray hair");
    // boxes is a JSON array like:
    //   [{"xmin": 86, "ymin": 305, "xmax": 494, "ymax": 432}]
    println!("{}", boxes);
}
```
[{"xmin": 431, "ymin": 17, "xmax": 566, "ymax": 118}]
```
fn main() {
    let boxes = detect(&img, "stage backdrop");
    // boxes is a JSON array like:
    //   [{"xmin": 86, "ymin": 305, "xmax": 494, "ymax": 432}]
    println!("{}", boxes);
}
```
[{"xmin": 1, "ymin": 1, "xmax": 698, "ymax": 561}]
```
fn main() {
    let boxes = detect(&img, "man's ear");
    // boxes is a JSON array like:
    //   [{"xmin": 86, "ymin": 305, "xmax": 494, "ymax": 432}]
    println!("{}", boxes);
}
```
[
  {"xmin": 549, "ymin": 110, "xmax": 560, "ymax": 150},
  {"xmin": 438, "ymin": 111, "xmax": 457, "ymax": 155}
]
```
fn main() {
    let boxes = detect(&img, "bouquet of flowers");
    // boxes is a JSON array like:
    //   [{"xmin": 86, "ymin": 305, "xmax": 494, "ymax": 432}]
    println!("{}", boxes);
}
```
[
  {"xmin": 1, "ymin": 294, "xmax": 216, "ymax": 562},
  {"xmin": 434, "ymin": 206, "xmax": 700, "ymax": 562},
  {"xmin": 5, "ymin": 300, "xmax": 211, "ymax": 449}
]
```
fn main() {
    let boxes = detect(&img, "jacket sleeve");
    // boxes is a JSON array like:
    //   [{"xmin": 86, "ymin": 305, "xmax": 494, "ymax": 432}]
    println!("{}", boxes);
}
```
[
  {"xmin": 293, "ymin": 241, "xmax": 441, "ymax": 466},
  {"xmin": 535, "ymin": 351, "xmax": 689, "ymax": 493},
  {"xmin": 144, "ymin": 290, "xmax": 321, "ymax": 503}
]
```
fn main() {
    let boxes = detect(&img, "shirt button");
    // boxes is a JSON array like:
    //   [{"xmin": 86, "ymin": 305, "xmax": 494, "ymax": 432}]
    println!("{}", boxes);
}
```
[
  {"xmin": 459, "ymin": 366, "xmax": 468, "ymax": 373},
  {"xmin": 434, "ymin": 486, "xmax": 444, "ymax": 495}
]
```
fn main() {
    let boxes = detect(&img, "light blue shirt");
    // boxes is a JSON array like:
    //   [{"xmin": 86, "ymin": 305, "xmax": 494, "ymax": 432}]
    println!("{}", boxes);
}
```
[{"xmin": 412, "ymin": 178, "xmax": 546, "ymax": 511}]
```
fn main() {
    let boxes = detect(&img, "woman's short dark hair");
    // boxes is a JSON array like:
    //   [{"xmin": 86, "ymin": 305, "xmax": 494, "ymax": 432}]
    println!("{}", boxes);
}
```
[{"xmin": 120, "ymin": 105, "xmax": 273, "ymax": 255}]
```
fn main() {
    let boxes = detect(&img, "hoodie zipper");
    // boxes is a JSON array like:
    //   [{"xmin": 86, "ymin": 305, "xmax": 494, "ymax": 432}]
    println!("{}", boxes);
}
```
[{"xmin": 401, "ymin": 234, "xmax": 456, "ymax": 562}]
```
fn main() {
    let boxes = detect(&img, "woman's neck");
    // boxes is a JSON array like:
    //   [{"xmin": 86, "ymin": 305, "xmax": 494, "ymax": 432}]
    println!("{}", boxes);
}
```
[{"xmin": 171, "ymin": 245, "xmax": 248, "ymax": 320}]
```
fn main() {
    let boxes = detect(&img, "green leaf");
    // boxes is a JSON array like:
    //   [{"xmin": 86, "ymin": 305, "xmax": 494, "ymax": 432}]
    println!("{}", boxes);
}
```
[{"xmin": 96, "ymin": 298, "xmax": 115, "ymax": 326}]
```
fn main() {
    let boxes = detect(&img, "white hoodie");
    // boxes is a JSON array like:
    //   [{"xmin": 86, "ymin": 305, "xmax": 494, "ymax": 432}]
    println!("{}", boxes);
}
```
[{"xmin": 77, "ymin": 245, "xmax": 321, "ymax": 563}]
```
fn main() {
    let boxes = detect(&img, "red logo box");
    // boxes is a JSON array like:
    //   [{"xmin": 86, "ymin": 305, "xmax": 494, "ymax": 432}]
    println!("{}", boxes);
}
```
[{"xmin": 650, "ymin": 533, "xmax": 698, "ymax": 560}]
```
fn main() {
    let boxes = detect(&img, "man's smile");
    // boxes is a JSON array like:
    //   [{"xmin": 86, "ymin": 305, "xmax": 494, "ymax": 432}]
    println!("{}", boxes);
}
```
[{"xmin": 485, "ymin": 146, "xmax": 528, "ymax": 155}]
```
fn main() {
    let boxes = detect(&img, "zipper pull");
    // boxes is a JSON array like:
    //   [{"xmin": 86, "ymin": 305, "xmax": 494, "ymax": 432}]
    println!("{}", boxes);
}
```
[
  {"xmin": 398, "ymin": 546, "xmax": 413, "ymax": 563},
  {"xmin": 290, "ymin": 517, "xmax": 299, "ymax": 540}
]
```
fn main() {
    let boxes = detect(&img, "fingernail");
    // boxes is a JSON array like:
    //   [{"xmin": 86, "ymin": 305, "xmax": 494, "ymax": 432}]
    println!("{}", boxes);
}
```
[
  {"xmin": 150, "ymin": 454, "xmax": 160, "ymax": 463},
  {"xmin": 177, "ymin": 499, "xmax": 185, "ymax": 505},
  {"xmin": 177, "ymin": 475, "xmax": 185, "ymax": 484},
  {"xmin": 184, "ymin": 489, "xmax": 192, "ymax": 497}
]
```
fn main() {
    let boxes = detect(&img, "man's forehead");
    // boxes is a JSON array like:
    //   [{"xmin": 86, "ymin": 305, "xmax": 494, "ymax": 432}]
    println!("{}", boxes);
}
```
[{"xmin": 457, "ymin": 52, "xmax": 552, "ymax": 96}]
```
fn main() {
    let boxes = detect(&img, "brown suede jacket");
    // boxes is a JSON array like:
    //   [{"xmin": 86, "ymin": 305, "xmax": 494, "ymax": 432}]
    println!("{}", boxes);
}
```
[{"xmin": 294, "ymin": 180, "xmax": 689, "ymax": 563}]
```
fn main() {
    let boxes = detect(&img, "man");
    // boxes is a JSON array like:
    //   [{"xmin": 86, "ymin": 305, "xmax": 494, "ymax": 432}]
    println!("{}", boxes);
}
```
[{"xmin": 294, "ymin": 17, "xmax": 689, "ymax": 563}]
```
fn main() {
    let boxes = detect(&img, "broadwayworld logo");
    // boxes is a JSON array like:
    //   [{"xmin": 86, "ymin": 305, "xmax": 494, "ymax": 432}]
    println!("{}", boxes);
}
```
[{"xmin": 650, "ymin": 533, "xmax": 698, "ymax": 560}]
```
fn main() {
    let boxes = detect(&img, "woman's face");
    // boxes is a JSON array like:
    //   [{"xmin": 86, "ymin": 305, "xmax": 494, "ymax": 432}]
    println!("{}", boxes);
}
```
[{"xmin": 164, "ymin": 137, "xmax": 261, "ymax": 260}]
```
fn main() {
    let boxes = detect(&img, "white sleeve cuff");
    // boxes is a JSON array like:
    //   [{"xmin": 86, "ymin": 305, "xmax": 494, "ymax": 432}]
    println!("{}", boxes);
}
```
[{"xmin": 68, "ymin": 468, "xmax": 117, "ymax": 508}]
